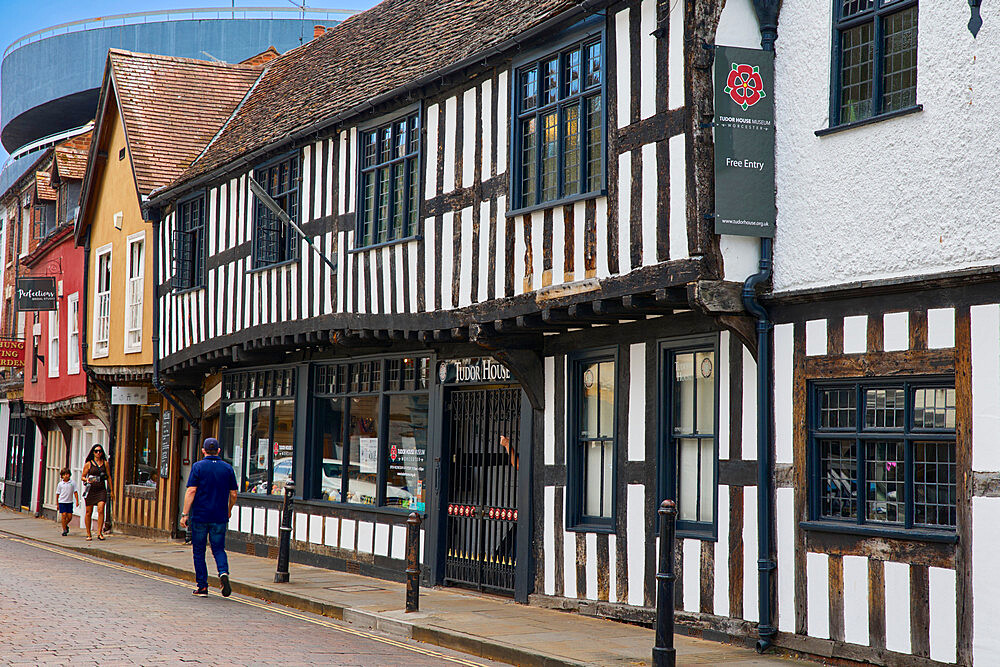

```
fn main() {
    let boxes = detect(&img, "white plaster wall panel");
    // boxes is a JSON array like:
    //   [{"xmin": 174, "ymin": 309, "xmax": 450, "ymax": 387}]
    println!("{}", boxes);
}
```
[
  {"xmin": 843, "ymin": 315, "xmax": 867, "ymax": 354},
  {"xmin": 443, "ymin": 96, "xmax": 457, "ymax": 193},
  {"xmin": 391, "ymin": 524, "xmax": 405, "ymax": 560},
  {"xmin": 408, "ymin": 238, "xmax": 419, "ymax": 313},
  {"xmin": 928, "ymin": 566, "xmax": 957, "ymax": 664},
  {"xmin": 884, "ymin": 561, "xmax": 911, "ymax": 655},
  {"xmin": 368, "ymin": 253, "xmax": 378, "ymax": 314},
  {"xmin": 973, "ymin": 497, "xmax": 1000, "ymax": 663},
  {"xmin": 357, "ymin": 521, "xmax": 375, "ymax": 554},
  {"xmin": 972, "ymin": 304, "xmax": 1000, "ymax": 471},
  {"xmin": 340, "ymin": 519, "xmax": 356, "ymax": 552},
  {"xmin": 301, "ymin": 144, "xmax": 312, "ymax": 222},
  {"xmin": 531, "ymin": 211, "xmax": 544, "ymax": 292},
  {"xmin": 241, "ymin": 506, "xmax": 253, "ymax": 534},
  {"xmin": 805, "ymin": 319, "xmax": 827, "ymax": 357},
  {"xmin": 294, "ymin": 512, "xmax": 308, "ymax": 542},
  {"xmin": 481, "ymin": 79, "xmax": 493, "ymax": 178},
  {"xmin": 459, "ymin": 207, "xmax": 474, "ymax": 307},
  {"xmin": 266, "ymin": 508, "xmax": 280, "ymax": 538},
  {"xmin": 395, "ymin": 243, "xmax": 405, "ymax": 313},
  {"xmin": 639, "ymin": 0, "xmax": 656, "ymax": 120},
  {"xmin": 425, "ymin": 104, "xmax": 439, "ymax": 198},
  {"xmin": 714, "ymin": 486, "xmax": 731, "ymax": 616},
  {"xmin": 563, "ymin": 528, "xmax": 577, "ymax": 598},
  {"xmin": 441, "ymin": 212, "xmax": 454, "ymax": 308},
  {"xmin": 608, "ymin": 534, "xmax": 618, "ymax": 603},
  {"xmin": 806, "ymin": 552, "xmax": 830, "ymax": 639},
  {"xmin": 843, "ymin": 555, "xmax": 869, "ymax": 646},
  {"xmin": 253, "ymin": 507, "xmax": 265, "ymax": 536},
  {"xmin": 462, "ymin": 87, "xmax": 475, "ymax": 188},
  {"xmin": 773, "ymin": 4, "xmax": 1000, "ymax": 293},
  {"xmin": 374, "ymin": 523, "xmax": 390, "ymax": 557},
  {"xmin": 347, "ymin": 128, "xmax": 358, "ymax": 212},
  {"xmin": 716, "ymin": 0, "xmax": 761, "ymax": 49},
  {"xmin": 544, "ymin": 486, "xmax": 556, "ymax": 595},
  {"xmin": 495, "ymin": 198, "xmax": 507, "ymax": 298},
  {"xmin": 617, "ymin": 151, "xmax": 631, "ymax": 273},
  {"xmin": 641, "ymin": 143, "xmax": 657, "ymax": 266},
  {"xmin": 552, "ymin": 206, "xmax": 565, "ymax": 286},
  {"xmin": 742, "ymin": 347, "xmax": 757, "ymax": 460},
  {"xmin": 586, "ymin": 533, "xmax": 598, "ymax": 600},
  {"xmin": 595, "ymin": 198, "xmax": 610, "ymax": 278},
  {"xmin": 326, "ymin": 138, "xmax": 335, "ymax": 218},
  {"xmin": 882, "ymin": 311, "xmax": 909, "ymax": 352},
  {"xmin": 668, "ymin": 134, "xmax": 688, "ymax": 261},
  {"xmin": 743, "ymin": 486, "xmax": 758, "ymax": 621},
  {"xmin": 667, "ymin": 0, "xmax": 684, "ymax": 109},
  {"xmin": 629, "ymin": 343, "xmax": 646, "ymax": 461},
  {"xmin": 496, "ymin": 71, "xmax": 509, "ymax": 175},
  {"xmin": 683, "ymin": 538, "xmax": 700, "ymax": 613},
  {"xmin": 615, "ymin": 8, "xmax": 631, "ymax": 128},
  {"xmin": 774, "ymin": 323, "xmax": 794, "ymax": 464},
  {"xmin": 309, "ymin": 514, "xmax": 324, "ymax": 545},
  {"xmin": 574, "ymin": 200, "xmax": 586, "ymax": 281},
  {"xmin": 720, "ymin": 235, "xmax": 760, "ymax": 282},
  {"xmin": 717, "ymin": 331, "xmax": 731, "ymax": 460},
  {"xmin": 228, "ymin": 509, "xmax": 239, "ymax": 532},
  {"xmin": 627, "ymin": 483, "xmax": 645, "ymax": 606},
  {"xmin": 544, "ymin": 357, "xmax": 556, "ymax": 465},
  {"xmin": 514, "ymin": 215, "xmax": 527, "ymax": 296},
  {"xmin": 478, "ymin": 201, "xmax": 490, "ymax": 301},
  {"xmin": 928, "ymin": 307, "xmax": 956, "ymax": 349},
  {"xmin": 776, "ymin": 487, "xmax": 795, "ymax": 632}
]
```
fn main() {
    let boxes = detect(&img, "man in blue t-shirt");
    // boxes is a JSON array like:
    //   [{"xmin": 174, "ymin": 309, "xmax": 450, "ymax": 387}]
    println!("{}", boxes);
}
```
[{"xmin": 181, "ymin": 437, "xmax": 238, "ymax": 598}]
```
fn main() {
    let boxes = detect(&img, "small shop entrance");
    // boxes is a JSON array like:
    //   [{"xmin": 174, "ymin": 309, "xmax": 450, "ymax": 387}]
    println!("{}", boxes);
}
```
[{"xmin": 444, "ymin": 385, "xmax": 521, "ymax": 595}]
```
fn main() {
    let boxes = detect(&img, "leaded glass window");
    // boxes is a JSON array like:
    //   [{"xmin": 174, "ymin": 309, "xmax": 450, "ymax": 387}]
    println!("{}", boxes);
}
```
[
  {"xmin": 252, "ymin": 154, "xmax": 299, "ymax": 268},
  {"xmin": 174, "ymin": 196, "xmax": 205, "ymax": 290},
  {"xmin": 357, "ymin": 112, "xmax": 420, "ymax": 248}
]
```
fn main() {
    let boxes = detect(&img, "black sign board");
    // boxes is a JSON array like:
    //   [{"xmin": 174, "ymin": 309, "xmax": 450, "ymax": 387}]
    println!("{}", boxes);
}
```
[
  {"xmin": 438, "ymin": 358, "xmax": 513, "ymax": 385},
  {"xmin": 159, "ymin": 410, "xmax": 172, "ymax": 479},
  {"xmin": 713, "ymin": 46, "xmax": 775, "ymax": 238},
  {"xmin": 16, "ymin": 277, "xmax": 57, "ymax": 311}
]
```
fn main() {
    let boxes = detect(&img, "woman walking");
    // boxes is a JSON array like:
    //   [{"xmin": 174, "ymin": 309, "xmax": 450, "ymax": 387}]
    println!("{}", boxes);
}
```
[{"xmin": 81, "ymin": 444, "xmax": 111, "ymax": 541}]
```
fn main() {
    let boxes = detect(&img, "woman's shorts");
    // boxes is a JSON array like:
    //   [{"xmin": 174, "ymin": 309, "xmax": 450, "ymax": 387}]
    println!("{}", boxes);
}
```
[{"xmin": 58, "ymin": 503, "xmax": 73, "ymax": 514}]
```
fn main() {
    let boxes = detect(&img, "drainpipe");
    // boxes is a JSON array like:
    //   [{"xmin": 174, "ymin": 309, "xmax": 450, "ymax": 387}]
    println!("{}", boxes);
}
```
[
  {"xmin": 745, "ymin": 0, "xmax": 779, "ymax": 653},
  {"xmin": 147, "ymin": 208, "xmax": 200, "ymax": 500}
]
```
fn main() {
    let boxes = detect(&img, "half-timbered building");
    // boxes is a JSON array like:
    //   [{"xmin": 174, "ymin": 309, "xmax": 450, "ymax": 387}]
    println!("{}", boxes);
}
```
[{"xmin": 146, "ymin": 0, "xmax": 784, "ymax": 656}]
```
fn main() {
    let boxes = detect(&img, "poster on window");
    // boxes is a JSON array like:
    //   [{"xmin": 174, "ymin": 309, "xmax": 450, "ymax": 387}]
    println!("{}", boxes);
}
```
[
  {"xmin": 388, "ymin": 435, "xmax": 426, "ymax": 508},
  {"xmin": 359, "ymin": 437, "xmax": 378, "ymax": 473},
  {"xmin": 713, "ymin": 45, "xmax": 775, "ymax": 237},
  {"xmin": 257, "ymin": 438, "xmax": 269, "ymax": 468}
]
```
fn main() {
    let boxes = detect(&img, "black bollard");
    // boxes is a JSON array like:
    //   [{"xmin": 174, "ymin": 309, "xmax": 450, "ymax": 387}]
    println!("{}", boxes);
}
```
[
  {"xmin": 653, "ymin": 499, "xmax": 677, "ymax": 667},
  {"xmin": 274, "ymin": 482, "xmax": 295, "ymax": 583},
  {"xmin": 405, "ymin": 512, "xmax": 422, "ymax": 612}
]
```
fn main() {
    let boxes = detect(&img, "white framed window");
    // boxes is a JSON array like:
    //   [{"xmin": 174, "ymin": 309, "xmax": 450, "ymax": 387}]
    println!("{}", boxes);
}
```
[
  {"xmin": 124, "ymin": 231, "xmax": 144, "ymax": 353},
  {"xmin": 93, "ymin": 243, "xmax": 112, "ymax": 359},
  {"xmin": 47, "ymin": 307, "xmax": 59, "ymax": 378},
  {"xmin": 67, "ymin": 292, "xmax": 80, "ymax": 375}
]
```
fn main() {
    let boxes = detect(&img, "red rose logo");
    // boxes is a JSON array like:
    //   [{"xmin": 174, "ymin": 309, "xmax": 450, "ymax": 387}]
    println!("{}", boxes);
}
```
[{"xmin": 724, "ymin": 63, "xmax": 766, "ymax": 111}]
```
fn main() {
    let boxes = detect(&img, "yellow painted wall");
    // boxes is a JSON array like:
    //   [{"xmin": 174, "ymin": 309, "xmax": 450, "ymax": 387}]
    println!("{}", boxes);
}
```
[{"xmin": 85, "ymin": 101, "xmax": 153, "ymax": 367}]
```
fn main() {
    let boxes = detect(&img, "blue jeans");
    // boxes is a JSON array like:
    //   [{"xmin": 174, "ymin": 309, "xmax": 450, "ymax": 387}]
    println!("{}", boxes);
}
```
[{"xmin": 190, "ymin": 522, "xmax": 229, "ymax": 589}]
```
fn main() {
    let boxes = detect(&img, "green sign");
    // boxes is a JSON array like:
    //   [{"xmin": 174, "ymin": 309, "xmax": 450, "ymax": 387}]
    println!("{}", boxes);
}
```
[{"xmin": 713, "ymin": 46, "xmax": 775, "ymax": 237}]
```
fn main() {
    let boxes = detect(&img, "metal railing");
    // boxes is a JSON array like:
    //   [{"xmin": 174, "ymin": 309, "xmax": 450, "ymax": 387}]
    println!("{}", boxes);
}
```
[{"xmin": 4, "ymin": 6, "xmax": 361, "ymax": 58}]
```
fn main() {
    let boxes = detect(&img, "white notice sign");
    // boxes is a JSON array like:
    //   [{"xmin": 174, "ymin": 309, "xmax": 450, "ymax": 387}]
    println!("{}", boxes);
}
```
[
  {"xmin": 359, "ymin": 437, "xmax": 378, "ymax": 473},
  {"xmin": 111, "ymin": 386, "xmax": 148, "ymax": 405}
]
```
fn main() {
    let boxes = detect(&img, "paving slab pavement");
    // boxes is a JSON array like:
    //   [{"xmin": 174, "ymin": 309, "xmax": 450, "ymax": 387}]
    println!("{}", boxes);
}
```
[{"xmin": 0, "ymin": 508, "xmax": 812, "ymax": 666}]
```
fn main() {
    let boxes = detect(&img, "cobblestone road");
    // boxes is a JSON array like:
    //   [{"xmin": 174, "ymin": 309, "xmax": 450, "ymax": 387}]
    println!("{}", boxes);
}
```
[{"xmin": 0, "ymin": 534, "xmax": 506, "ymax": 666}]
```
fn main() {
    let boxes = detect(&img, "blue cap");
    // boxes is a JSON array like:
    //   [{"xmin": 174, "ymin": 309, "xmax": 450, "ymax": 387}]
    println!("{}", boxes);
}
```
[{"xmin": 203, "ymin": 437, "xmax": 220, "ymax": 452}]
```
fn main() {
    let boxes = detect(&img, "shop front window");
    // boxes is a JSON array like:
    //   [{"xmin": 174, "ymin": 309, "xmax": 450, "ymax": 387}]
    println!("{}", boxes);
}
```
[
  {"xmin": 568, "ymin": 348, "xmax": 616, "ymax": 530},
  {"xmin": 130, "ymin": 403, "xmax": 160, "ymax": 485}
]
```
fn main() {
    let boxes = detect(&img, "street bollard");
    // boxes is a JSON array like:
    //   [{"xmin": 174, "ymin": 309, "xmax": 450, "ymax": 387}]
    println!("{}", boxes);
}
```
[
  {"xmin": 274, "ymin": 482, "xmax": 295, "ymax": 583},
  {"xmin": 653, "ymin": 499, "xmax": 677, "ymax": 667},
  {"xmin": 405, "ymin": 512, "xmax": 422, "ymax": 612}
]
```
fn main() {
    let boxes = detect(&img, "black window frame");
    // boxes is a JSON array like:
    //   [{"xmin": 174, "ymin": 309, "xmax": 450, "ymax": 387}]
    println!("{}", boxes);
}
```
[
  {"xmin": 173, "ymin": 193, "xmax": 206, "ymax": 292},
  {"xmin": 829, "ymin": 0, "xmax": 918, "ymax": 127},
  {"xmin": 311, "ymin": 355, "xmax": 431, "ymax": 512},
  {"xmin": 658, "ymin": 335, "xmax": 720, "ymax": 541},
  {"xmin": 807, "ymin": 376, "xmax": 957, "ymax": 538},
  {"xmin": 566, "ymin": 346, "xmax": 618, "ymax": 532},
  {"xmin": 509, "ymin": 19, "xmax": 607, "ymax": 216},
  {"xmin": 129, "ymin": 402, "xmax": 160, "ymax": 485},
  {"xmin": 355, "ymin": 106, "xmax": 422, "ymax": 250},
  {"xmin": 251, "ymin": 152, "xmax": 300, "ymax": 269}
]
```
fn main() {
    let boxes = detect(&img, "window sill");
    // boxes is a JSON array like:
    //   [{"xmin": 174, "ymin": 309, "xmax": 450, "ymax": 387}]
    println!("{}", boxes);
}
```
[
  {"xmin": 814, "ymin": 104, "xmax": 922, "ymax": 137},
  {"xmin": 172, "ymin": 284, "xmax": 204, "ymax": 296},
  {"xmin": 247, "ymin": 257, "xmax": 299, "ymax": 275},
  {"xmin": 349, "ymin": 235, "xmax": 422, "ymax": 254},
  {"xmin": 566, "ymin": 520, "xmax": 615, "ymax": 534},
  {"xmin": 800, "ymin": 520, "xmax": 957, "ymax": 543},
  {"xmin": 506, "ymin": 189, "xmax": 607, "ymax": 218}
]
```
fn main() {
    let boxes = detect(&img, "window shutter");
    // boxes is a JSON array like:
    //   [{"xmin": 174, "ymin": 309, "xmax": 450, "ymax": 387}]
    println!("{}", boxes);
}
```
[{"xmin": 172, "ymin": 227, "xmax": 184, "ymax": 289}]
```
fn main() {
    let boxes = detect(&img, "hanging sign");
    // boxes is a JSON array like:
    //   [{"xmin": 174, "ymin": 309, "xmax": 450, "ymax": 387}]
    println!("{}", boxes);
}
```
[
  {"xmin": 159, "ymin": 410, "xmax": 172, "ymax": 479},
  {"xmin": 112, "ymin": 386, "xmax": 148, "ymax": 405},
  {"xmin": 438, "ymin": 358, "xmax": 513, "ymax": 385},
  {"xmin": 0, "ymin": 340, "xmax": 24, "ymax": 368},
  {"xmin": 15, "ymin": 277, "xmax": 57, "ymax": 311},
  {"xmin": 713, "ymin": 46, "xmax": 775, "ymax": 238}
]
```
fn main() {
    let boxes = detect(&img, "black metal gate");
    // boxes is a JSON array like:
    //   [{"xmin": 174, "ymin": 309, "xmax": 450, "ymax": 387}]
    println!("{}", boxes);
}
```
[{"xmin": 444, "ymin": 387, "xmax": 520, "ymax": 595}]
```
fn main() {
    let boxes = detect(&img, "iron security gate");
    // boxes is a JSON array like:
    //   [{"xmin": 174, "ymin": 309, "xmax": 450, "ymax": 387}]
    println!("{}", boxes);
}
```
[{"xmin": 445, "ymin": 387, "xmax": 521, "ymax": 595}]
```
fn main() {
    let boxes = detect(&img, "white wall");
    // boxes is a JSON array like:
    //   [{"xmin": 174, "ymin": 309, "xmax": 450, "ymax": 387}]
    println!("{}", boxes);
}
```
[{"xmin": 773, "ymin": 3, "xmax": 1000, "ymax": 292}]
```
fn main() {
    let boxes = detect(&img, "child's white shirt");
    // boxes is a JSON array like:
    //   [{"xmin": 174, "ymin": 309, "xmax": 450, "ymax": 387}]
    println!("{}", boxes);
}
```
[{"xmin": 56, "ymin": 480, "xmax": 76, "ymax": 504}]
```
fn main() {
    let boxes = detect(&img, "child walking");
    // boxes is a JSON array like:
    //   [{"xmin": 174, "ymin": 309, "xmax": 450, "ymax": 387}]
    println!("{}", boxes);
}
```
[{"xmin": 56, "ymin": 468, "xmax": 79, "ymax": 536}]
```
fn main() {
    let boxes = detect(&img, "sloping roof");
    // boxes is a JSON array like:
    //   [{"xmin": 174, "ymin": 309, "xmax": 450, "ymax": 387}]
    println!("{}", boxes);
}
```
[
  {"xmin": 108, "ymin": 49, "xmax": 263, "ymax": 195},
  {"xmin": 35, "ymin": 170, "xmax": 56, "ymax": 200},
  {"xmin": 53, "ymin": 147, "xmax": 89, "ymax": 181},
  {"xmin": 175, "ymin": 0, "xmax": 583, "ymax": 189}
]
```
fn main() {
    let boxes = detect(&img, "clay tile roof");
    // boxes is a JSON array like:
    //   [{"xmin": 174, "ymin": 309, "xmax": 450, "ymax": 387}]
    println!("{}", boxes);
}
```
[
  {"xmin": 176, "ymin": 0, "xmax": 580, "ymax": 188},
  {"xmin": 53, "ymin": 147, "xmax": 89, "ymax": 181},
  {"xmin": 35, "ymin": 170, "xmax": 56, "ymax": 200},
  {"xmin": 108, "ymin": 49, "xmax": 263, "ymax": 195}
]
